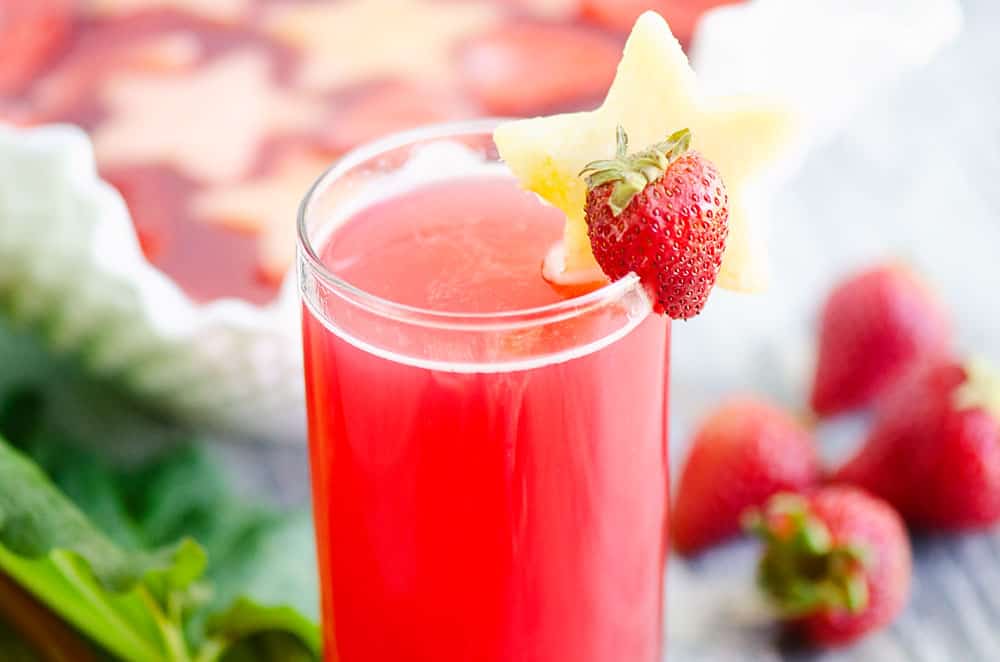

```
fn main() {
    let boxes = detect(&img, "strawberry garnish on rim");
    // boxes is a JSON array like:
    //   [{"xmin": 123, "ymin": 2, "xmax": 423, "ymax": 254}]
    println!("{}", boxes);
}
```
[
  {"xmin": 493, "ymin": 12, "xmax": 796, "ymax": 298},
  {"xmin": 580, "ymin": 125, "xmax": 729, "ymax": 319}
]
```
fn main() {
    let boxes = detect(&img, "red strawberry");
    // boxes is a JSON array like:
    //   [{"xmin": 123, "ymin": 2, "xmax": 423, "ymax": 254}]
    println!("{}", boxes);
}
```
[
  {"xmin": 746, "ymin": 487, "xmax": 911, "ymax": 647},
  {"xmin": 672, "ymin": 397, "xmax": 820, "ymax": 555},
  {"xmin": 833, "ymin": 357, "xmax": 1000, "ymax": 531},
  {"xmin": 0, "ymin": 0, "xmax": 74, "ymax": 96},
  {"xmin": 582, "ymin": 126, "xmax": 728, "ymax": 319},
  {"xmin": 581, "ymin": 0, "xmax": 742, "ymax": 45},
  {"xmin": 810, "ymin": 263, "xmax": 950, "ymax": 417},
  {"xmin": 459, "ymin": 22, "xmax": 621, "ymax": 116}
]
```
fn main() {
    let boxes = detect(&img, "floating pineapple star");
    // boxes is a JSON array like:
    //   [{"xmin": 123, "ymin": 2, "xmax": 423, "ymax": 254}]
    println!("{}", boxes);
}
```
[
  {"xmin": 263, "ymin": 0, "xmax": 497, "ymax": 92},
  {"xmin": 88, "ymin": 0, "xmax": 250, "ymax": 23},
  {"xmin": 93, "ymin": 50, "xmax": 325, "ymax": 184},
  {"xmin": 495, "ymin": 11, "xmax": 797, "ymax": 291},
  {"xmin": 191, "ymin": 151, "xmax": 333, "ymax": 282}
]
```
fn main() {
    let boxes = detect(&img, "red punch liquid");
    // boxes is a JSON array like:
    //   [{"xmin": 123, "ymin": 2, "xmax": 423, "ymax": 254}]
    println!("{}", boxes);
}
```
[{"xmin": 302, "ymin": 176, "xmax": 670, "ymax": 662}]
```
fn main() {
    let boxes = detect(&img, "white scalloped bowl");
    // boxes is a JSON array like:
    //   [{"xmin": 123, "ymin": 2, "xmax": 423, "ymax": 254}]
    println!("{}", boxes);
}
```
[{"xmin": 0, "ymin": 123, "xmax": 305, "ymax": 443}]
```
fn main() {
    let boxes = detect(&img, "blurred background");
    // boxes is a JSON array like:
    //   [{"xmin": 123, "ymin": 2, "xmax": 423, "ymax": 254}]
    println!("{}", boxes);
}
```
[{"xmin": 1, "ymin": 0, "xmax": 997, "ymax": 660}]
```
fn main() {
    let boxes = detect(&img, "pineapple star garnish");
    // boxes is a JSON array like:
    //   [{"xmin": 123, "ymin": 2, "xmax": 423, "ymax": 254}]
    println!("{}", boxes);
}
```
[
  {"xmin": 263, "ymin": 0, "xmax": 497, "ymax": 92},
  {"xmin": 92, "ymin": 50, "xmax": 325, "ymax": 184},
  {"xmin": 494, "ymin": 11, "xmax": 797, "ymax": 291}
]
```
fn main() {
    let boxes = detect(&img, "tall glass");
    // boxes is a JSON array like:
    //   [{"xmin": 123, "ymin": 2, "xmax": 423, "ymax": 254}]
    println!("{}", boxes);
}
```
[{"xmin": 298, "ymin": 120, "xmax": 671, "ymax": 662}]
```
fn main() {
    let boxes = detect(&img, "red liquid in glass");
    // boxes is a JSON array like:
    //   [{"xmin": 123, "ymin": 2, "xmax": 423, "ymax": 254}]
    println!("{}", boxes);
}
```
[{"xmin": 302, "ymin": 176, "xmax": 670, "ymax": 662}]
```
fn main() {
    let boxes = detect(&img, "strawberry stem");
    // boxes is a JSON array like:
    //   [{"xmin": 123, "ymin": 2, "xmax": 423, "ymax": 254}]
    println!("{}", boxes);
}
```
[
  {"xmin": 745, "ymin": 494, "xmax": 871, "ymax": 618},
  {"xmin": 580, "ymin": 126, "xmax": 692, "ymax": 216}
]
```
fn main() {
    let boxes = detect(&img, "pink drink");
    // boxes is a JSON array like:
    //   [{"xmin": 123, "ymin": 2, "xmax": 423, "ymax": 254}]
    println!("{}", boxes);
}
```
[{"xmin": 299, "ymin": 127, "xmax": 670, "ymax": 662}]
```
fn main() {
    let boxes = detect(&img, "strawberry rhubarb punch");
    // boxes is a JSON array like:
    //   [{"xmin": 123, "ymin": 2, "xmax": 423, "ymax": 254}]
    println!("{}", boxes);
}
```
[{"xmin": 298, "ymin": 12, "xmax": 792, "ymax": 662}]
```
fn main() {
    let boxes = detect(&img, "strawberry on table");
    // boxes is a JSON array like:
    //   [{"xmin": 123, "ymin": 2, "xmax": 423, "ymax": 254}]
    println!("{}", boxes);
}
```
[
  {"xmin": 811, "ymin": 263, "xmax": 951, "ymax": 417},
  {"xmin": 834, "ymin": 358, "xmax": 1000, "ymax": 531},
  {"xmin": 459, "ymin": 22, "xmax": 622, "ymax": 116},
  {"xmin": 673, "ymin": 397, "xmax": 821, "ymax": 555},
  {"xmin": 746, "ymin": 487, "xmax": 911, "ymax": 647}
]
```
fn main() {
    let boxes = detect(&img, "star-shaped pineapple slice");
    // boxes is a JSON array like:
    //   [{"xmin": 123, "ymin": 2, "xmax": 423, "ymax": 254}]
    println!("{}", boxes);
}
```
[
  {"xmin": 92, "ymin": 50, "xmax": 325, "ymax": 184},
  {"xmin": 494, "ymin": 11, "xmax": 796, "ymax": 292},
  {"xmin": 263, "ymin": 0, "xmax": 497, "ymax": 92}
]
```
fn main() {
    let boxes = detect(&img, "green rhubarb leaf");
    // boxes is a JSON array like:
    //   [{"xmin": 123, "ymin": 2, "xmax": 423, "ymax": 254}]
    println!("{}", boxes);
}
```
[
  {"xmin": 0, "ymin": 434, "xmax": 206, "ymax": 661},
  {"xmin": 201, "ymin": 511, "xmax": 321, "ymax": 659},
  {"xmin": 218, "ymin": 632, "xmax": 316, "ymax": 662},
  {"xmin": 0, "ymin": 567, "xmax": 114, "ymax": 661},
  {"xmin": 206, "ymin": 599, "xmax": 319, "ymax": 661},
  {"xmin": 0, "ymin": 375, "xmax": 321, "ymax": 661}
]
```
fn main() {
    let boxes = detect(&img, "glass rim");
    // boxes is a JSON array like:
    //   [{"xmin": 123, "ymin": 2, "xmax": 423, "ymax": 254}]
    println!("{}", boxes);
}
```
[{"xmin": 296, "ymin": 118, "xmax": 644, "ymax": 332}]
